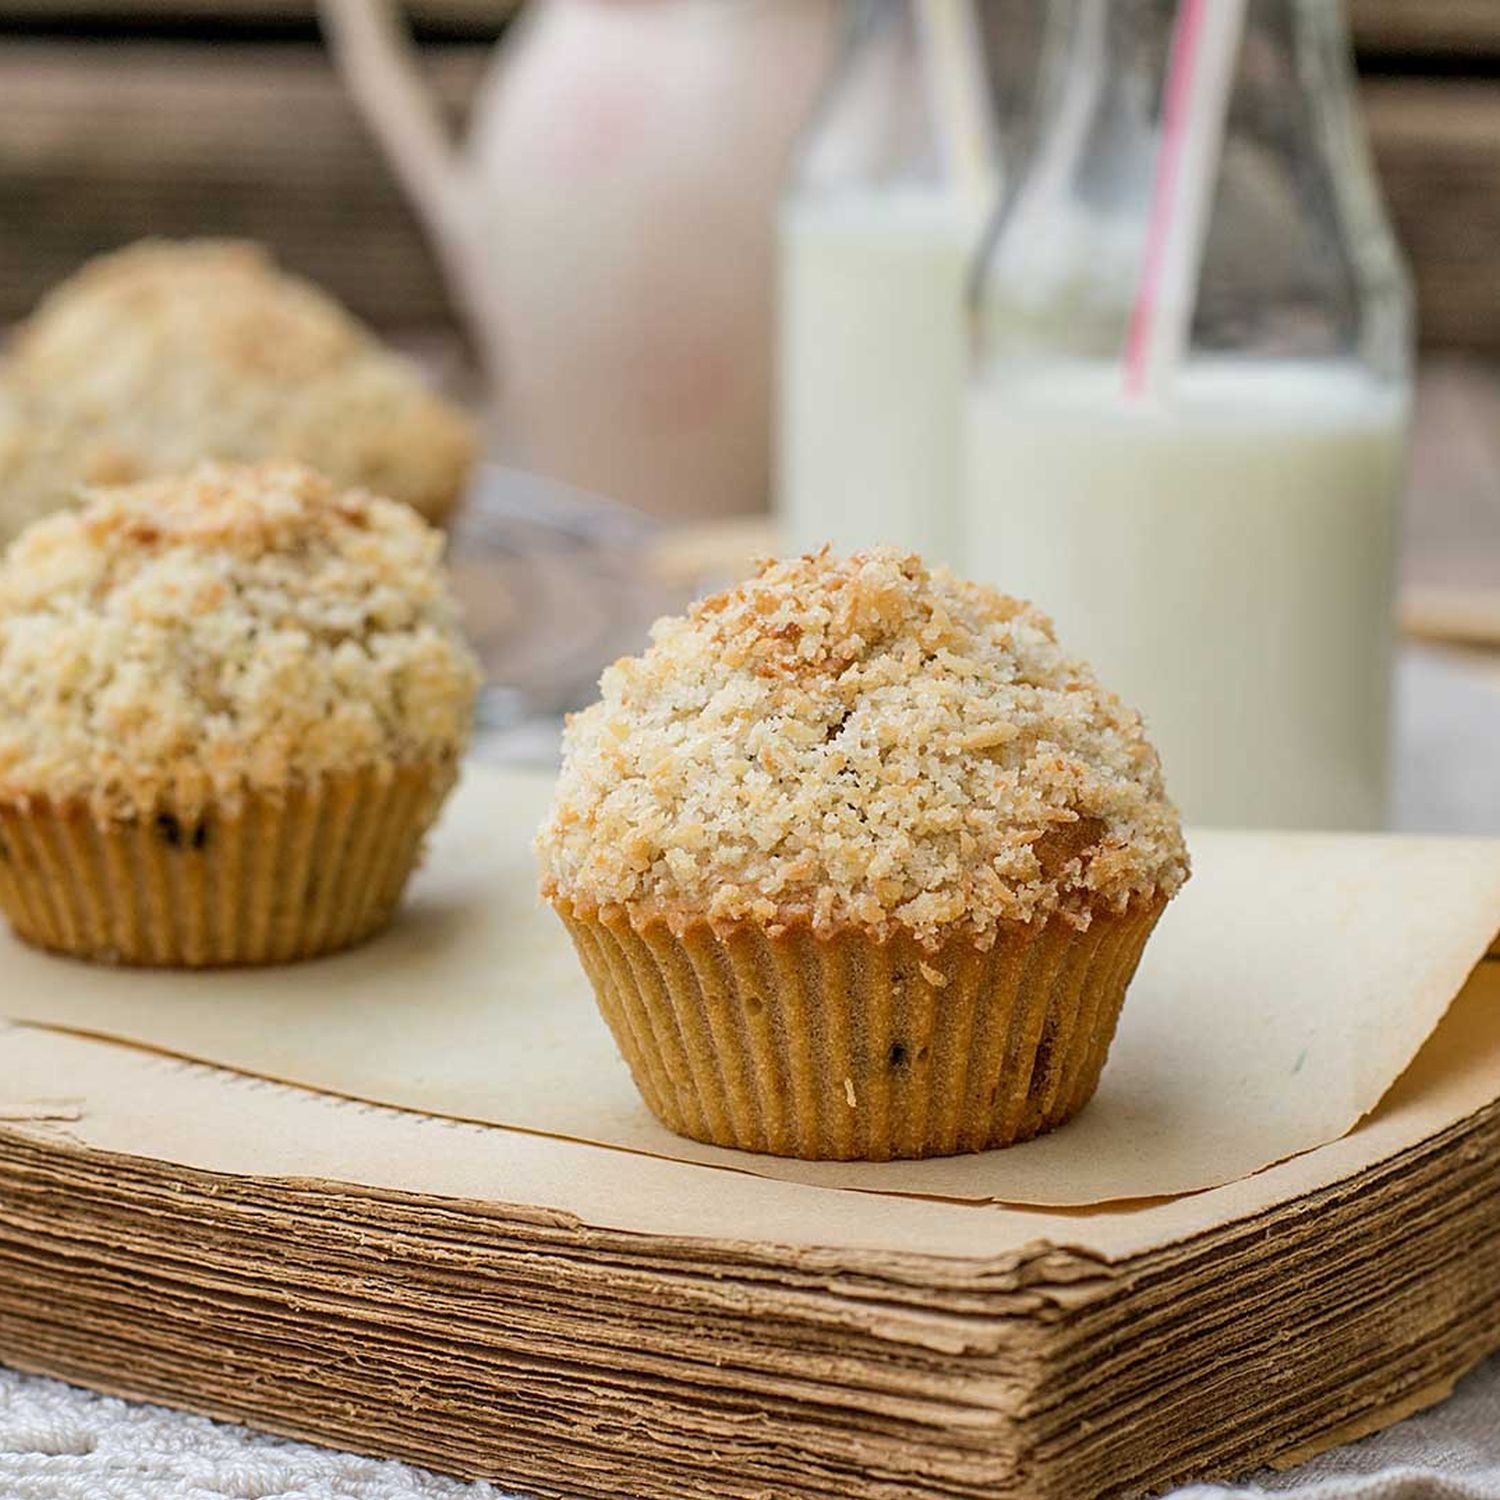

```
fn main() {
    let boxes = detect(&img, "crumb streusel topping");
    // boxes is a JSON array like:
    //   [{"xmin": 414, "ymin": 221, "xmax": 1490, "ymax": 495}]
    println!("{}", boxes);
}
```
[
  {"xmin": 0, "ymin": 462, "xmax": 480, "ymax": 820},
  {"xmin": 0, "ymin": 239, "xmax": 476, "ymax": 538},
  {"xmin": 538, "ymin": 549, "xmax": 1188, "ymax": 948}
]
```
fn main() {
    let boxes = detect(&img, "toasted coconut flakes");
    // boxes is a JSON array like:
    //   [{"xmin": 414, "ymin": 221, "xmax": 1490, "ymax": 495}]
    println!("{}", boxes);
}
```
[
  {"xmin": 0, "ymin": 461, "xmax": 480, "ymax": 820},
  {"xmin": 0, "ymin": 239, "xmax": 476, "ymax": 537},
  {"xmin": 538, "ymin": 548, "xmax": 1188, "ymax": 949}
]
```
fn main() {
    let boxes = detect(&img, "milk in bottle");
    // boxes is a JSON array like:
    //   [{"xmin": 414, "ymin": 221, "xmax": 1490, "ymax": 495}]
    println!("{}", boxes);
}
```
[
  {"xmin": 965, "ymin": 359, "xmax": 1407, "ymax": 828},
  {"xmin": 777, "ymin": 1, "xmax": 996, "ymax": 563}
]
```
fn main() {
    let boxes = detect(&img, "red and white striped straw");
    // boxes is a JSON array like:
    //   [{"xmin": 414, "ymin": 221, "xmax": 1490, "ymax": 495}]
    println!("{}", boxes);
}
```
[{"xmin": 1123, "ymin": 0, "xmax": 1247, "ymax": 403}]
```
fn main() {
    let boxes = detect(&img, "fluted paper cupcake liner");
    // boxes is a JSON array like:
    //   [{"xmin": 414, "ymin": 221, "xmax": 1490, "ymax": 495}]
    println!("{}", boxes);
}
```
[
  {"xmin": 0, "ymin": 762, "xmax": 455, "ymax": 967},
  {"xmin": 559, "ymin": 899, "xmax": 1165, "ymax": 1161}
]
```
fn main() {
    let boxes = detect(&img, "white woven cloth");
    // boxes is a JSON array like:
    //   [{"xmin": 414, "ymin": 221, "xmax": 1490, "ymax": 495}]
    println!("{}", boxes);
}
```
[
  {"xmin": 0, "ymin": 1367, "xmax": 513, "ymax": 1500},
  {"xmin": 4, "ymin": 1357, "xmax": 1500, "ymax": 1500}
]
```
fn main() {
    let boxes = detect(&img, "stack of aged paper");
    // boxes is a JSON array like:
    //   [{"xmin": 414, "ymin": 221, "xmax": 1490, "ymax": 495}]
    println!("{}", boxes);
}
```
[{"xmin": 2, "ymin": 768, "xmax": 1500, "ymax": 1498}]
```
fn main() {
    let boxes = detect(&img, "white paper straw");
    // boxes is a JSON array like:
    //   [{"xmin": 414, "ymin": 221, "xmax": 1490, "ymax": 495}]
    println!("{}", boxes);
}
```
[
  {"xmin": 916, "ymin": 0, "xmax": 997, "ymax": 208},
  {"xmin": 1123, "ymin": 0, "xmax": 1248, "ymax": 402}
]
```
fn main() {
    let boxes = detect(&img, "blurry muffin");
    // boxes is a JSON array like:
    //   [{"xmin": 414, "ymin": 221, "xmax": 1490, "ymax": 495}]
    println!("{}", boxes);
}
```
[
  {"xmin": 0, "ymin": 239, "xmax": 476, "ymax": 541},
  {"xmin": 0, "ymin": 461, "xmax": 480, "ymax": 966},
  {"xmin": 538, "ymin": 548, "xmax": 1188, "ymax": 1161}
]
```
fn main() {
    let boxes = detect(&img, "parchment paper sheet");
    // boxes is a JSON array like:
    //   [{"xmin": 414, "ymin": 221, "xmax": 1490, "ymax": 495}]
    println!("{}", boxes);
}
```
[
  {"xmin": 3, "ymin": 958, "xmax": 1499, "ymax": 1268},
  {"xmin": 5, "ymin": 767, "xmax": 1499, "ymax": 1208}
]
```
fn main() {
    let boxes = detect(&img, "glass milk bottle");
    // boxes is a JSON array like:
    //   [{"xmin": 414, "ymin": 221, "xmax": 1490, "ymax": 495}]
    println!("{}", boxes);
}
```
[
  {"xmin": 776, "ymin": 0, "xmax": 999, "ymax": 563},
  {"xmin": 963, "ymin": 0, "xmax": 1412, "ymax": 830}
]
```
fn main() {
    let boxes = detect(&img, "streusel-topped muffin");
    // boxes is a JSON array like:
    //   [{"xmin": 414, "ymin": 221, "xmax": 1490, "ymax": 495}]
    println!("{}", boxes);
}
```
[
  {"xmin": 0, "ymin": 461, "xmax": 480, "ymax": 966},
  {"xmin": 539, "ymin": 548, "xmax": 1187, "ymax": 1161},
  {"xmin": 0, "ymin": 239, "xmax": 476, "ymax": 541}
]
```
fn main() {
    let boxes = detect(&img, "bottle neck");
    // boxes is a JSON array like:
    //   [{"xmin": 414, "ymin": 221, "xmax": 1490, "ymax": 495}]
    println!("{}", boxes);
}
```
[{"xmin": 976, "ymin": 0, "xmax": 1410, "ymax": 383}]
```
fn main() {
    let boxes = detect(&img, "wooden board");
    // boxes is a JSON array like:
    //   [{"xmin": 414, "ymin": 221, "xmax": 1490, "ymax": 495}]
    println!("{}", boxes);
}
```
[
  {"xmin": 1352, "ymin": 0, "xmax": 1500, "ymax": 58},
  {"xmin": 0, "ymin": 42, "xmax": 1497, "ymax": 349},
  {"xmin": 1, "ymin": 1, "xmax": 1497, "ymax": 55},
  {"xmin": 1363, "ymin": 80, "xmax": 1500, "ymax": 356},
  {"xmin": 0, "ymin": 0, "xmax": 515, "ymax": 25},
  {"xmin": 0, "ymin": 41, "xmax": 481, "ymax": 332}
]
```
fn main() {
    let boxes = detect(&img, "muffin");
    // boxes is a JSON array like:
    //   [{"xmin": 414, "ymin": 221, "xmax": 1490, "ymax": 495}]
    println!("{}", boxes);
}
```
[
  {"xmin": 0, "ymin": 239, "xmax": 476, "ymax": 542},
  {"xmin": 537, "ymin": 548, "xmax": 1188, "ymax": 1161},
  {"xmin": 0, "ymin": 461, "xmax": 480, "ymax": 966}
]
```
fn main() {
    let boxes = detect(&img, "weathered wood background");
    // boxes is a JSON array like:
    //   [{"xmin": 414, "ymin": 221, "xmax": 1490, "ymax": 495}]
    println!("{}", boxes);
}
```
[{"xmin": 0, "ymin": 1, "xmax": 1497, "ymax": 348}]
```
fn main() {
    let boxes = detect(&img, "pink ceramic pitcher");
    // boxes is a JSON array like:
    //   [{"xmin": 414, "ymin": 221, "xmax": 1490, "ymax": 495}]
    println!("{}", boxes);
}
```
[{"xmin": 322, "ymin": 0, "xmax": 838, "ymax": 519}]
